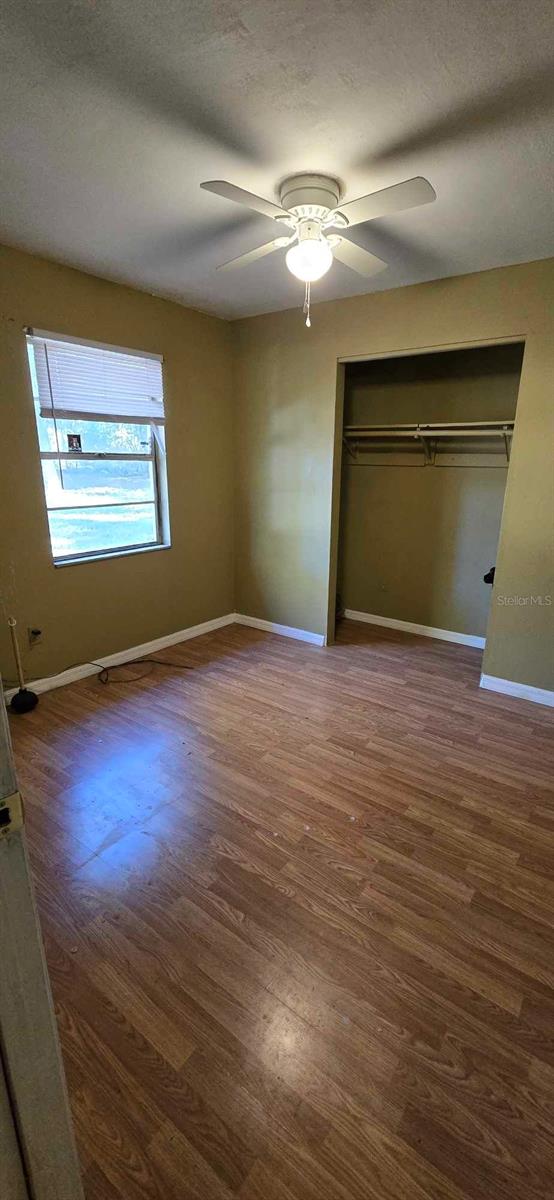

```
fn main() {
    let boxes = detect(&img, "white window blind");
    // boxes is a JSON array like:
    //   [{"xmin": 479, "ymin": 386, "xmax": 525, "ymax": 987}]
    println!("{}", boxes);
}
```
[{"xmin": 27, "ymin": 331, "xmax": 165, "ymax": 424}]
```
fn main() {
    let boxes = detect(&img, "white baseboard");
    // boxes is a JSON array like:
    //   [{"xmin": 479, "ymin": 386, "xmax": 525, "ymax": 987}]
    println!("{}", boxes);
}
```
[
  {"xmin": 344, "ymin": 609, "xmax": 485, "ymax": 649},
  {"xmin": 235, "ymin": 614, "xmax": 326, "ymax": 646},
  {"xmin": 3, "ymin": 613, "xmax": 236, "ymax": 701},
  {"xmin": 479, "ymin": 673, "xmax": 554, "ymax": 708}
]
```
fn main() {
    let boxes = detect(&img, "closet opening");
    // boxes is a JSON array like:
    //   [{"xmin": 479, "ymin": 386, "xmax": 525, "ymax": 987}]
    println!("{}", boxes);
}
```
[{"xmin": 332, "ymin": 341, "xmax": 525, "ymax": 651}]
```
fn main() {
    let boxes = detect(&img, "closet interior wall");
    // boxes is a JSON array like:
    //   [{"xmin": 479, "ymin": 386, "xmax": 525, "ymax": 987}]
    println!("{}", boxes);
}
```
[{"xmin": 338, "ymin": 344, "xmax": 524, "ymax": 640}]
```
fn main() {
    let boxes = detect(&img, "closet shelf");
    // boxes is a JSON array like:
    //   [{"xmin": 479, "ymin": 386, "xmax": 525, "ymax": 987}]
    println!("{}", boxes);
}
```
[{"xmin": 343, "ymin": 420, "xmax": 514, "ymax": 464}]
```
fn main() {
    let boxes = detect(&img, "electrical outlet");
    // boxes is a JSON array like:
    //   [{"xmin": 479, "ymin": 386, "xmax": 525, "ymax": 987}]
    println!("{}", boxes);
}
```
[{"xmin": 28, "ymin": 627, "xmax": 42, "ymax": 647}]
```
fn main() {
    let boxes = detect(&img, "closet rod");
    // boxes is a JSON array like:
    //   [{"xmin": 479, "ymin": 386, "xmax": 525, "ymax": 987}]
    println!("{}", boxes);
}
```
[
  {"xmin": 346, "ymin": 429, "xmax": 513, "ymax": 440},
  {"xmin": 343, "ymin": 420, "xmax": 514, "ymax": 464},
  {"xmin": 344, "ymin": 420, "xmax": 514, "ymax": 436}
]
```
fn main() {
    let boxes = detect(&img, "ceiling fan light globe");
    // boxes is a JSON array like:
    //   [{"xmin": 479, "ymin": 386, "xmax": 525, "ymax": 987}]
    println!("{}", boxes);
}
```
[{"xmin": 285, "ymin": 239, "xmax": 333, "ymax": 283}]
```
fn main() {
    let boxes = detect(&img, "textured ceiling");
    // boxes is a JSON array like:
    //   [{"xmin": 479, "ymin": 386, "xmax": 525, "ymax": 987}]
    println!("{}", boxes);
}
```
[{"xmin": 1, "ymin": 0, "xmax": 553, "ymax": 318}]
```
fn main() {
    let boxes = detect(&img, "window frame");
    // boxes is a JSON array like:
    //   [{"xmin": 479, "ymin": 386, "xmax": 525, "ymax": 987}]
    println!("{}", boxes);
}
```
[{"xmin": 26, "ymin": 334, "xmax": 170, "ymax": 565}]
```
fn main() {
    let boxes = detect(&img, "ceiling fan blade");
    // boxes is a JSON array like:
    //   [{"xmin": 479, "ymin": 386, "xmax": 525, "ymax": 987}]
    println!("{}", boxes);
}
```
[
  {"xmin": 336, "ymin": 177, "xmax": 436, "ymax": 227},
  {"xmin": 201, "ymin": 180, "xmax": 289, "ymax": 221},
  {"xmin": 217, "ymin": 238, "xmax": 289, "ymax": 271},
  {"xmin": 333, "ymin": 238, "xmax": 387, "ymax": 277}
]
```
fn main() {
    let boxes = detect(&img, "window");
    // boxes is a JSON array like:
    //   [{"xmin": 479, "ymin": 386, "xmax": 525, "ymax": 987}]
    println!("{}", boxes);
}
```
[{"xmin": 26, "ymin": 331, "xmax": 170, "ymax": 563}]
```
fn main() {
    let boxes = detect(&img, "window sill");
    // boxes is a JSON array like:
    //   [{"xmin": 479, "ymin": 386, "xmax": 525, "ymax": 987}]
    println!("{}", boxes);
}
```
[{"xmin": 53, "ymin": 542, "xmax": 171, "ymax": 568}]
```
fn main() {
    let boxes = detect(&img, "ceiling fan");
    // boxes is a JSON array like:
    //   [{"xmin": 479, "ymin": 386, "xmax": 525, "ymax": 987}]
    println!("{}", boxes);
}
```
[{"xmin": 201, "ymin": 173, "xmax": 436, "ymax": 325}]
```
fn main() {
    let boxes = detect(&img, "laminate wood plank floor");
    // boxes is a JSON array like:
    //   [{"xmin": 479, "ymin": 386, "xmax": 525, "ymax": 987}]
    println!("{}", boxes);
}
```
[{"xmin": 9, "ymin": 619, "xmax": 554, "ymax": 1200}]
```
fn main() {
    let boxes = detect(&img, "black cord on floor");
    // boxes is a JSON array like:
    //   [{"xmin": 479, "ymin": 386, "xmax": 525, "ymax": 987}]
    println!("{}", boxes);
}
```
[
  {"xmin": 92, "ymin": 658, "xmax": 195, "ymax": 684},
  {"xmin": 3, "ymin": 657, "xmax": 194, "ymax": 690}
]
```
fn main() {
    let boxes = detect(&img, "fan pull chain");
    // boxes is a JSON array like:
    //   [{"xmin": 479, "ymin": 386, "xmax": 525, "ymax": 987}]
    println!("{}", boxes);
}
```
[{"xmin": 303, "ymin": 281, "xmax": 311, "ymax": 328}]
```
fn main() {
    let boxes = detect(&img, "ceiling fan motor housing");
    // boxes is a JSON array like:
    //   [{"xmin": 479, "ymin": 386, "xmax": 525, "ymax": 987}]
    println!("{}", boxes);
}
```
[{"xmin": 279, "ymin": 174, "xmax": 341, "ymax": 220}]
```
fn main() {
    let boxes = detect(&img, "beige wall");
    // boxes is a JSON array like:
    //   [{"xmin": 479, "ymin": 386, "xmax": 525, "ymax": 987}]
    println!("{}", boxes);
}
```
[
  {"xmin": 339, "ymin": 467, "xmax": 508, "ymax": 638},
  {"xmin": 345, "ymin": 344, "xmax": 523, "ymax": 425},
  {"xmin": 0, "ymin": 244, "xmax": 234, "ymax": 680},
  {"xmin": 234, "ymin": 259, "xmax": 554, "ymax": 691},
  {"xmin": 338, "ymin": 345, "xmax": 522, "ymax": 637}
]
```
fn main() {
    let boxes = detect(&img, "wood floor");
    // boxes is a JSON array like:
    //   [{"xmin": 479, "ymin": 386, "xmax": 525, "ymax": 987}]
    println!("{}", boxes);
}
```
[{"xmin": 9, "ymin": 620, "xmax": 554, "ymax": 1200}]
